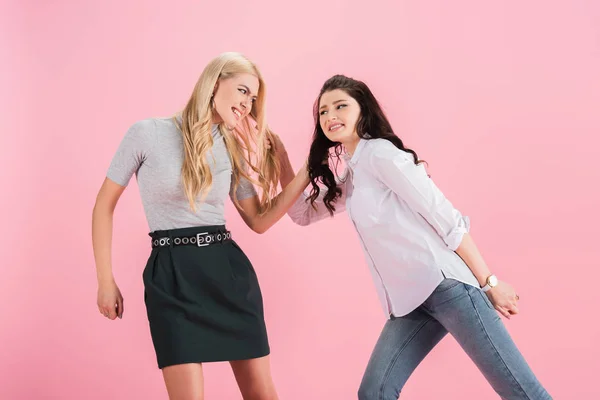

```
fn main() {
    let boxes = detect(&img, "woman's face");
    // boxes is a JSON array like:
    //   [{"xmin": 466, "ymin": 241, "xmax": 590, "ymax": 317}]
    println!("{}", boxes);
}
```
[
  {"xmin": 318, "ymin": 89, "xmax": 361, "ymax": 144},
  {"xmin": 212, "ymin": 73, "xmax": 259, "ymax": 129}
]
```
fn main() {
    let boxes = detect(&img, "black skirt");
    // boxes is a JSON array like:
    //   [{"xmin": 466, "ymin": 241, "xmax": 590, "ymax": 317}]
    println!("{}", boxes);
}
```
[{"xmin": 143, "ymin": 225, "xmax": 270, "ymax": 369}]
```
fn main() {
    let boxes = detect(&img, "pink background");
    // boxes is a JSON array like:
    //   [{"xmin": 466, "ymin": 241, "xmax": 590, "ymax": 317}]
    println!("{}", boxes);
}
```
[{"xmin": 2, "ymin": 1, "xmax": 599, "ymax": 398}]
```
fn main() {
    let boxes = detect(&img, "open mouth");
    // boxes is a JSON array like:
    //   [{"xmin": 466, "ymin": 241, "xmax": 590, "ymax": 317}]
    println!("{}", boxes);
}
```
[
  {"xmin": 329, "ymin": 123, "xmax": 344, "ymax": 132},
  {"xmin": 232, "ymin": 107, "xmax": 242, "ymax": 119}
]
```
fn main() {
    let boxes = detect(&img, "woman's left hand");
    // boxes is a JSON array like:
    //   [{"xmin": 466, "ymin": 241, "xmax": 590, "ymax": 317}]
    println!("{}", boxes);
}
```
[
  {"xmin": 486, "ymin": 281, "xmax": 520, "ymax": 319},
  {"xmin": 265, "ymin": 129, "xmax": 287, "ymax": 157}
]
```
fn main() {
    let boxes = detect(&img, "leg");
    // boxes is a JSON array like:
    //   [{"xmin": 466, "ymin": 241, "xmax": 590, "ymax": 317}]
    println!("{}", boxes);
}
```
[
  {"xmin": 358, "ymin": 307, "xmax": 448, "ymax": 400},
  {"xmin": 230, "ymin": 355, "xmax": 278, "ymax": 400},
  {"xmin": 161, "ymin": 363, "xmax": 204, "ymax": 400},
  {"xmin": 427, "ymin": 280, "xmax": 552, "ymax": 400}
]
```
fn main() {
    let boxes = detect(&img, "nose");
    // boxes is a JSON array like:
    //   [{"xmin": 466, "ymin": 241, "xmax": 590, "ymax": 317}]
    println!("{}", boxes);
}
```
[{"xmin": 241, "ymin": 95, "xmax": 252, "ymax": 109}]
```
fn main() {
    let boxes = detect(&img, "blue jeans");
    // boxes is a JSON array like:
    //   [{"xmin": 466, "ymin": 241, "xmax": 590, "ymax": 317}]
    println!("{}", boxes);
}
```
[{"xmin": 358, "ymin": 279, "xmax": 552, "ymax": 399}]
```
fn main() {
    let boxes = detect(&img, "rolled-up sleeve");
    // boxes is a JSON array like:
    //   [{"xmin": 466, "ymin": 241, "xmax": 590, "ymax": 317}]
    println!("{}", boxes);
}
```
[
  {"xmin": 369, "ymin": 140, "xmax": 469, "ymax": 251},
  {"xmin": 287, "ymin": 178, "xmax": 348, "ymax": 226}
]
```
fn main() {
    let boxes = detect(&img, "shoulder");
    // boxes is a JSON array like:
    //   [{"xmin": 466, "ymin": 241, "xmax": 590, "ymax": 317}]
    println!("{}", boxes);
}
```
[
  {"xmin": 363, "ymin": 138, "xmax": 414, "ymax": 163},
  {"xmin": 152, "ymin": 116, "xmax": 179, "ymax": 131},
  {"xmin": 123, "ymin": 118, "xmax": 158, "ymax": 140},
  {"xmin": 125, "ymin": 117, "xmax": 182, "ymax": 144},
  {"xmin": 129, "ymin": 118, "xmax": 157, "ymax": 132}
]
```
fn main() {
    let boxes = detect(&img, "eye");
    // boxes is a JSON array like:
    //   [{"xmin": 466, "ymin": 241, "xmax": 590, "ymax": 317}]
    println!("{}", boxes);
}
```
[
  {"xmin": 238, "ymin": 88, "xmax": 247, "ymax": 94},
  {"xmin": 336, "ymin": 104, "xmax": 347, "ymax": 110},
  {"xmin": 319, "ymin": 110, "xmax": 327, "ymax": 116}
]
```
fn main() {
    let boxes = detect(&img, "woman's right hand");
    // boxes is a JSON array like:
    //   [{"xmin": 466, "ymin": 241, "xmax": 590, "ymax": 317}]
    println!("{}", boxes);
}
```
[
  {"xmin": 486, "ymin": 280, "xmax": 519, "ymax": 319},
  {"xmin": 97, "ymin": 279, "xmax": 124, "ymax": 320}
]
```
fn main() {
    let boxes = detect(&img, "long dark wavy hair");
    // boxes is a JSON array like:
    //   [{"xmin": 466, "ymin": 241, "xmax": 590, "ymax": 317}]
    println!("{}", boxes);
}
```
[{"xmin": 307, "ymin": 74, "xmax": 423, "ymax": 215}]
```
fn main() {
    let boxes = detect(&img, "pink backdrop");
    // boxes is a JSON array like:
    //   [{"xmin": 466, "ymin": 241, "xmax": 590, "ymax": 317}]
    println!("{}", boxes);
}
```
[{"xmin": 2, "ymin": 1, "xmax": 599, "ymax": 398}]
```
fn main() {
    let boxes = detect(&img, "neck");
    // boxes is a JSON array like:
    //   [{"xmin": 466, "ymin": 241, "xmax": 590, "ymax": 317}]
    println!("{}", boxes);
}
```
[{"xmin": 342, "ymin": 135, "xmax": 361, "ymax": 156}]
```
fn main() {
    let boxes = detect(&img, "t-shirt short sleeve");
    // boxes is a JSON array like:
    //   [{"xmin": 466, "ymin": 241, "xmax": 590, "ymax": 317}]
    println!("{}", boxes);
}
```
[
  {"xmin": 229, "ymin": 160, "xmax": 258, "ymax": 201},
  {"xmin": 106, "ymin": 119, "xmax": 156, "ymax": 187}
]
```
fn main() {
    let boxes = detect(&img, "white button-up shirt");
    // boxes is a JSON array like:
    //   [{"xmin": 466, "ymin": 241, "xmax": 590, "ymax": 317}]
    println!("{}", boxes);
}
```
[{"xmin": 288, "ymin": 138, "xmax": 479, "ymax": 318}]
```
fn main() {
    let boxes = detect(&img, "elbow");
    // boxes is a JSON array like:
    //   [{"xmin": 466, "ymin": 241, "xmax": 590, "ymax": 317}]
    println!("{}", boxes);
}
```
[
  {"xmin": 253, "ymin": 226, "xmax": 268, "ymax": 235},
  {"xmin": 287, "ymin": 213, "xmax": 310, "ymax": 227},
  {"xmin": 447, "ymin": 237, "xmax": 463, "ymax": 252},
  {"xmin": 248, "ymin": 221, "xmax": 268, "ymax": 234},
  {"xmin": 293, "ymin": 218, "xmax": 310, "ymax": 227},
  {"xmin": 444, "ymin": 228, "xmax": 467, "ymax": 251},
  {"xmin": 440, "ymin": 215, "xmax": 469, "ymax": 250}
]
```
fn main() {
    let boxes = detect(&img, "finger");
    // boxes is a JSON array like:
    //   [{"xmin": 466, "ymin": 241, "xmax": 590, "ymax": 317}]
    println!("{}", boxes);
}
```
[
  {"xmin": 107, "ymin": 305, "xmax": 118, "ymax": 320},
  {"xmin": 117, "ymin": 296, "xmax": 124, "ymax": 319},
  {"xmin": 495, "ymin": 305, "xmax": 511, "ymax": 319}
]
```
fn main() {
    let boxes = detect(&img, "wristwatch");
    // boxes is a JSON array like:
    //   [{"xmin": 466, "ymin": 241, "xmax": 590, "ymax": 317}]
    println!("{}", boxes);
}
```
[{"xmin": 481, "ymin": 274, "xmax": 498, "ymax": 292}]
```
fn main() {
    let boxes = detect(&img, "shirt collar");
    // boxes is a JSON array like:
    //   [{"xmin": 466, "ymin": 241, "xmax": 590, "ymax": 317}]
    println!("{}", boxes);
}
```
[
  {"xmin": 211, "ymin": 123, "xmax": 222, "ymax": 137},
  {"xmin": 342, "ymin": 135, "xmax": 370, "ymax": 168}
]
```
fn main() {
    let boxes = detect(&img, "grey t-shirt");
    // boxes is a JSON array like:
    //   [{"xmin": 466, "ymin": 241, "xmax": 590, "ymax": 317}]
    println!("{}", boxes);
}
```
[{"xmin": 107, "ymin": 117, "xmax": 257, "ymax": 232}]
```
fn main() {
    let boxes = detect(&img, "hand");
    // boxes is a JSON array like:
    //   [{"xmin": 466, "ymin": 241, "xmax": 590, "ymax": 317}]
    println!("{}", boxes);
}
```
[
  {"xmin": 97, "ymin": 279, "xmax": 124, "ymax": 320},
  {"xmin": 486, "ymin": 281, "xmax": 519, "ymax": 319},
  {"xmin": 265, "ymin": 129, "xmax": 287, "ymax": 157}
]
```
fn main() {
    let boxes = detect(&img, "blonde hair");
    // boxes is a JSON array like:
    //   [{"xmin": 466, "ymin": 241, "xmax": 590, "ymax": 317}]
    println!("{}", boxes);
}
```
[{"xmin": 175, "ymin": 52, "xmax": 280, "ymax": 213}]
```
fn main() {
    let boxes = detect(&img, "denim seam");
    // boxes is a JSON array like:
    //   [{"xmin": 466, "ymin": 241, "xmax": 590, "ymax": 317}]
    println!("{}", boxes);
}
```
[
  {"xmin": 467, "ymin": 288, "xmax": 531, "ymax": 400},
  {"xmin": 427, "ymin": 288, "xmax": 467, "ymax": 309},
  {"xmin": 378, "ymin": 316, "xmax": 435, "ymax": 400}
]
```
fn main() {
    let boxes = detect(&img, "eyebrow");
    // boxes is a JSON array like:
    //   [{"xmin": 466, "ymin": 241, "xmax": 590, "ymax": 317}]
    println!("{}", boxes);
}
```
[
  {"xmin": 319, "ymin": 99, "xmax": 347, "ymax": 110},
  {"xmin": 240, "ymin": 85, "xmax": 258, "ymax": 98}
]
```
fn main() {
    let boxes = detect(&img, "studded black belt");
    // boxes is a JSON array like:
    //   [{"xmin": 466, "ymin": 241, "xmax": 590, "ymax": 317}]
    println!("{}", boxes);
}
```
[{"xmin": 151, "ymin": 230, "xmax": 232, "ymax": 248}]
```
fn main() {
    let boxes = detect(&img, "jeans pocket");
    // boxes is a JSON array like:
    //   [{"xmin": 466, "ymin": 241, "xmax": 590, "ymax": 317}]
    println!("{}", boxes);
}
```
[
  {"xmin": 433, "ymin": 278, "xmax": 462, "ymax": 293},
  {"xmin": 426, "ymin": 279, "xmax": 467, "ymax": 310}
]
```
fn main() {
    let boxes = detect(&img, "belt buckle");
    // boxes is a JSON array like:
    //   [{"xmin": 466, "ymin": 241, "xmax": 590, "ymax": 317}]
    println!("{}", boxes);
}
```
[{"xmin": 196, "ymin": 232, "xmax": 210, "ymax": 247}]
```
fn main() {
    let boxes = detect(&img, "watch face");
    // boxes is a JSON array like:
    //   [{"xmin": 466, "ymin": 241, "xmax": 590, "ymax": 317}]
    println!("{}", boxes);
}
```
[{"xmin": 488, "ymin": 275, "xmax": 498, "ymax": 287}]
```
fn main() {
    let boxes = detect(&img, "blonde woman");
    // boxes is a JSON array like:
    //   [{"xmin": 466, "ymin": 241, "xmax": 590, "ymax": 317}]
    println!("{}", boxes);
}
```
[{"xmin": 92, "ymin": 52, "xmax": 309, "ymax": 399}]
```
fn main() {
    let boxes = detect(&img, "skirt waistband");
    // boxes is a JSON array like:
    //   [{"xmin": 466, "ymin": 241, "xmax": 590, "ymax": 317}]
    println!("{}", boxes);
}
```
[
  {"xmin": 149, "ymin": 225, "xmax": 228, "ymax": 239},
  {"xmin": 149, "ymin": 226, "xmax": 232, "ymax": 249}
]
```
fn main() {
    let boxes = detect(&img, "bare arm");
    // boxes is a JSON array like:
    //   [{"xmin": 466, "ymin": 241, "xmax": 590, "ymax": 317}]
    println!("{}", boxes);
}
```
[
  {"xmin": 92, "ymin": 178, "xmax": 126, "ymax": 320},
  {"xmin": 455, "ymin": 234, "xmax": 519, "ymax": 319},
  {"xmin": 267, "ymin": 134, "xmax": 346, "ymax": 226},
  {"xmin": 278, "ymin": 148, "xmax": 296, "ymax": 189},
  {"xmin": 234, "ymin": 164, "xmax": 310, "ymax": 234},
  {"xmin": 455, "ymin": 233, "xmax": 491, "ymax": 287}
]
